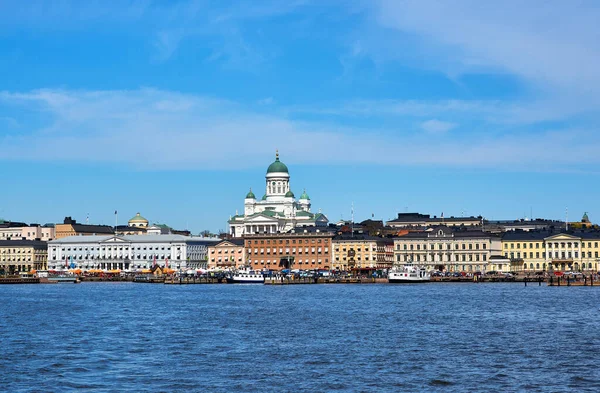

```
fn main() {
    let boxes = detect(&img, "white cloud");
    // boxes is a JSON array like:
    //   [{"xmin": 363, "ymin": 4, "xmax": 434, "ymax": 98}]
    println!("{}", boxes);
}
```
[
  {"xmin": 258, "ymin": 97, "xmax": 275, "ymax": 105},
  {"xmin": 0, "ymin": 88, "xmax": 599, "ymax": 171},
  {"xmin": 373, "ymin": 0, "xmax": 600, "ymax": 102},
  {"xmin": 420, "ymin": 119, "xmax": 456, "ymax": 134}
]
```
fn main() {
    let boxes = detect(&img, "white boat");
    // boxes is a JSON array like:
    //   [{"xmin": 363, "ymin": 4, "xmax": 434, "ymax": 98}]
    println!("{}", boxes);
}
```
[
  {"xmin": 388, "ymin": 264, "xmax": 430, "ymax": 283},
  {"xmin": 226, "ymin": 267, "xmax": 265, "ymax": 284}
]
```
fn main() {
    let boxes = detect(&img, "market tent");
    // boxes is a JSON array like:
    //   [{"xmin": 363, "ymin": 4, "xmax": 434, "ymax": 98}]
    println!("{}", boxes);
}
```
[
  {"xmin": 163, "ymin": 268, "xmax": 175, "ymax": 274},
  {"xmin": 108, "ymin": 269, "xmax": 121, "ymax": 274},
  {"xmin": 69, "ymin": 269, "xmax": 82, "ymax": 275},
  {"xmin": 88, "ymin": 269, "xmax": 104, "ymax": 274},
  {"xmin": 141, "ymin": 269, "xmax": 152, "ymax": 274}
]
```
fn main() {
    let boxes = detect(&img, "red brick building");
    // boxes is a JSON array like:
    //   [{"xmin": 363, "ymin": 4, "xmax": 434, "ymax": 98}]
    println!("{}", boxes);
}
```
[{"xmin": 244, "ymin": 230, "xmax": 334, "ymax": 271}]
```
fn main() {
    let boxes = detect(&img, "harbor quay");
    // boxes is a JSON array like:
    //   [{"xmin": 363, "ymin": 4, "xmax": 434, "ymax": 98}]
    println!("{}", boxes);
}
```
[{"xmin": 2, "ymin": 269, "xmax": 599, "ymax": 287}]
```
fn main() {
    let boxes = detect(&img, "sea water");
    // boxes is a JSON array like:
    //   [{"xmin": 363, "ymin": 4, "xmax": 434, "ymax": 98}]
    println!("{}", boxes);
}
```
[{"xmin": 1, "ymin": 282, "xmax": 599, "ymax": 392}]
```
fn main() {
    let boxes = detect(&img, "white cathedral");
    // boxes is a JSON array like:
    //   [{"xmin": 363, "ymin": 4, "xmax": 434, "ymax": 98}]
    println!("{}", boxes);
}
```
[{"xmin": 228, "ymin": 152, "xmax": 329, "ymax": 237}]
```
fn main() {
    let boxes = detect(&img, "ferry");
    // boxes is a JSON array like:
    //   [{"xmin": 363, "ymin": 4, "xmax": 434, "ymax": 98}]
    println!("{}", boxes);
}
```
[
  {"xmin": 388, "ymin": 264, "xmax": 430, "ymax": 283},
  {"xmin": 226, "ymin": 267, "xmax": 265, "ymax": 284}
]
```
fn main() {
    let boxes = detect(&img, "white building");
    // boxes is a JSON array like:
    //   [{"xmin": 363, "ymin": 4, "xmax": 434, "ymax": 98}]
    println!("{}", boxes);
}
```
[
  {"xmin": 228, "ymin": 152, "xmax": 329, "ymax": 237},
  {"xmin": 47, "ymin": 234, "xmax": 220, "ymax": 271}
]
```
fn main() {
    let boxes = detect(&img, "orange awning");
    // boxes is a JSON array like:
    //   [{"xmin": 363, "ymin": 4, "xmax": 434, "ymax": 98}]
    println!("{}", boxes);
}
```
[
  {"xmin": 163, "ymin": 268, "xmax": 175, "ymax": 274},
  {"xmin": 108, "ymin": 269, "xmax": 121, "ymax": 274}
]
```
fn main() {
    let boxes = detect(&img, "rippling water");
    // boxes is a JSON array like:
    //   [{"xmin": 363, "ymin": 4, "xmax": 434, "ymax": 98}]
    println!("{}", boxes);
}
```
[{"xmin": 1, "ymin": 282, "xmax": 599, "ymax": 392}]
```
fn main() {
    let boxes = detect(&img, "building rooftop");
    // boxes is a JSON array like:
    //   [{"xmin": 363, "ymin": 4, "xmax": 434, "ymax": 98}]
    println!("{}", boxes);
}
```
[{"xmin": 0, "ymin": 239, "xmax": 48, "ymax": 247}]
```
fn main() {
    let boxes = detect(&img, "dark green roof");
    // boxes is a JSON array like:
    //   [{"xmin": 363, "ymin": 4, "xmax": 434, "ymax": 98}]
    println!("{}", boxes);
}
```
[
  {"xmin": 300, "ymin": 189, "xmax": 310, "ymax": 200},
  {"xmin": 285, "ymin": 190, "xmax": 295, "ymax": 198},
  {"xmin": 262, "ymin": 194, "xmax": 267, "ymax": 200},
  {"xmin": 246, "ymin": 188, "xmax": 256, "ymax": 199},
  {"xmin": 266, "ymin": 153, "xmax": 289, "ymax": 174},
  {"xmin": 248, "ymin": 211, "xmax": 281, "ymax": 218}
]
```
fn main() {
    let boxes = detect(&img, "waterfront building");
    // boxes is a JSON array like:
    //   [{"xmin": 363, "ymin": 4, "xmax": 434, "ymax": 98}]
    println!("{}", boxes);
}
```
[
  {"xmin": 207, "ymin": 239, "xmax": 246, "ymax": 269},
  {"xmin": 244, "ymin": 228, "xmax": 334, "ymax": 271},
  {"xmin": 392, "ymin": 226, "xmax": 502, "ymax": 273},
  {"xmin": 332, "ymin": 235, "xmax": 392, "ymax": 271},
  {"xmin": 55, "ymin": 217, "xmax": 114, "ymax": 239},
  {"xmin": 228, "ymin": 152, "xmax": 329, "ymax": 237},
  {"xmin": 386, "ymin": 213, "xmax": 481, "ymax": 228},
  {"xmin": 185, "ymin": 238, "xmax": 222, "ymax": 269},
  {"xmin": 0, "ymin": 221, "xmax": 55, "ymax": 241},
  {"xmin": 47, "ymin": 234, "xmax": 219, "ymax": 271},
  {"xmin": 0, "ymin": 240, "xmax": 48, "ymax": 273},
  {"xmin": 501, "ymin": 230, "xmax": 600, "ymax": 272}
]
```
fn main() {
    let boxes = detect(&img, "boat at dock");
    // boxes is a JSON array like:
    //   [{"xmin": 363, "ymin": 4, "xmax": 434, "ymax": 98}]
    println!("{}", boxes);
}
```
[
  {"xmin": 44, "ymin": 274, "xmax": 81, "ymax": 284},
  {"xmin": 388, "ymin": 264, "xmax": 430, "ymax": 283},
  {"xmin": 226, "ymin": 267, "xmax": 265, "ymax": 284}
]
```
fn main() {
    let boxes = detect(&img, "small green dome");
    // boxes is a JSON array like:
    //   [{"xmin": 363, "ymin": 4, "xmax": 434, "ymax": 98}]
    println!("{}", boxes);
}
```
[
  {"xmin": 285, "ymin": 190, "xmax": 295, "ymax": 198},
  {"xmin": 246, "ymin": 188, "xmax": 256, "ymax": 199},
  {"xmin": 266, "ymin": 152, "xmax": 289, "ymax": 174},
  {"xmin": 262, "ymin": 194, "xmax": 267, "ymax": 200},
  {"xmin": 300, "ymin": 189, "xmax": 310, "ymax": 200},
  {"xmin": 129, "ymin": 212, "xmax": 148, "ymax": 222}
]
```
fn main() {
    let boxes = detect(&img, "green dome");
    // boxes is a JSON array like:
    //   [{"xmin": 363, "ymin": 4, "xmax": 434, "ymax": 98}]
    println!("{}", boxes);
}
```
[
  {"xmin": 266, "ymin": 152, "xmax": 289, "ymax": 174},
  {"xmin": 300, "ymin": 189, "xmax": 310, "ymax": 200},
  {"xmin": 129, "ymin": 212, "xmax": 148, "ymax": 223},
  {"xmin": 262, "ymin": 194, "xmax": 267, "ymax": 200},
  {"xmin": 246, "ymin": 188, "xmax": 256, "ymax": 199},
  {"xmin": 285, "ymin": 190, "xmax": 295, "ymax": 198}
]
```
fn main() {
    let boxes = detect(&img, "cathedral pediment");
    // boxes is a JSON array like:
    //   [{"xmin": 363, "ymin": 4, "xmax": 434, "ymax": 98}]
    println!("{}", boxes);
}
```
[{"xmin": 245, "ymin": 213, "xmax": 283, "ymax": 223}]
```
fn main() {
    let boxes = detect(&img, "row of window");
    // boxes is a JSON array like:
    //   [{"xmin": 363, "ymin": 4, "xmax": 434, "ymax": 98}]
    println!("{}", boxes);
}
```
[
  {"xmin": 505, "ymin": 241, "xmax": 600, "ymax": 249},
  {"xmin": 249, "ymin": 248, "xmax": 327, "ymax": 254},
  {"xmin": 396, "ymin": 243, "xmax": 488, "ymax": 251},
  {"xmin": 396, "ymin": 254, "xmax": 488, "ymax": 262},
  {"xmin": 250, "ymin": 259, "xmax": 329, "ymax": 265},
  {"xmin": 0, "ymin": 249, "xmax": 40, "ymax": 254},
  {"xmin": 335, "ymin": 248, "xmax": 377, "ymax": 252},
  {"xmin": 55, "ymin": 246, "xmax": 180, "ymax": 252},
  {"xmin": 506, "ymin": 251, "xmax": 600, "ymax": 259},
  {"xmin": 52, "ymin": 254, "xmax": 173, "ymax": 260},
  {"xmin": 211, "ymin": 249, "xmax": 244, "ymax": 254},
  {"xmin": 250, "ymin": 239, "xmax": 326, "ymax": 245},
  {"xmin": 518, "ymin": 262, "xmax": 596, "ymax": 270}
]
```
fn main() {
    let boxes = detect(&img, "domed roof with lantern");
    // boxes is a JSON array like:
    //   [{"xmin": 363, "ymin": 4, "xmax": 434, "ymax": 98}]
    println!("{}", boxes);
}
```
[{"xmin": 266, "ymin": 151, "xmax": 289, "ymax": 174}]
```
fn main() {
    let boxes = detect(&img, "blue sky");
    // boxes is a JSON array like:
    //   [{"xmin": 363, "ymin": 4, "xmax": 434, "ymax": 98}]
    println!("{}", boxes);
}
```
[{"xmin": 1, "ymin": 0, "xmax": 599, "ymax": 233}]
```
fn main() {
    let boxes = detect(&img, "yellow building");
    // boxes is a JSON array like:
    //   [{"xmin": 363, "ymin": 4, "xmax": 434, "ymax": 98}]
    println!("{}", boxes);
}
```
[
  {"xmin": 55, "ymin": 217, "xmax": 114, "ymax": 239},
  {"xmin": 0, "ymin": 240, "xmax": 48, "ymax": 274},
  {"xmin": 332, "ymin": 235, "xmax": 389, "ymax": 271},
  {"xmin": 501, "ymin": 231, "xmax": 600, "ymax": 272}
]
